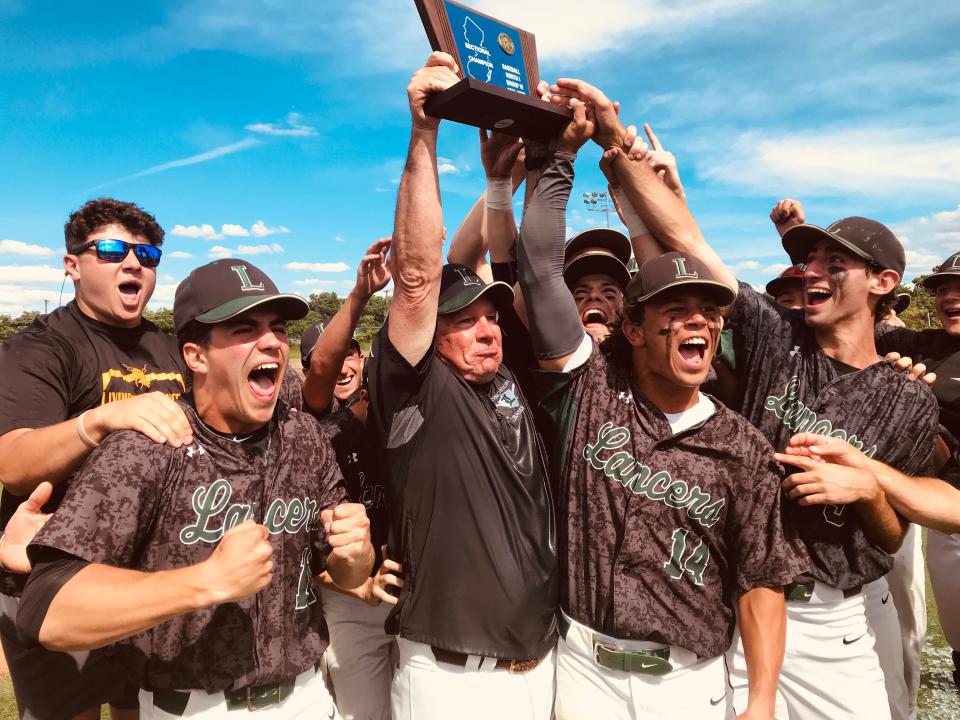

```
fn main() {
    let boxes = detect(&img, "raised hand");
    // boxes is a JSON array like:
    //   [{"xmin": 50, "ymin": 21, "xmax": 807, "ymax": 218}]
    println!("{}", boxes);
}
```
[
  {"xmin": 553, "ymin": 98, "xmax": 596, "ymax": 155},
  {"xmin": 642, "ymin": 124, "xmax": 685, "ymax": 200},
  {"xmin": 770, "ymin": 199, "xmax": 806, "ymax": 238},
  {"xmin": 480, "ymin": 129, "xmax": 523, "ymax": 178},
  {"xmin": 201, "ymin": 521, "xmax": 274, "ymax": 604},
  {"xmin": 407, "ymin": 52, "xmax": 460, "ymax": 131},
  {"xmin": 355, "ymin": 237, "xmax": 392, "ymax": 299},
  {"xmin": 0, "ymin": 482, "xmax": 53, "ymax": 573},
  {"xmin": 549, "ymin": 78, "xmax": 624, "ymax": 149}
]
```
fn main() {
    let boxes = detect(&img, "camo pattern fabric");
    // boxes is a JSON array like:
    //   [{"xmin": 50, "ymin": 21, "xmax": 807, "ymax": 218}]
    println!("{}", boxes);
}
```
[
  {"xmin": 728, "ymin": 282, "xmax": 938, "ymax": 589},
  {"xmin": 537, "ymin": 345, "xmax": 805, "ymax": 660},
  {"xmin": 28, "ymin": 399, "xmax": 347, "ymax": 693}
]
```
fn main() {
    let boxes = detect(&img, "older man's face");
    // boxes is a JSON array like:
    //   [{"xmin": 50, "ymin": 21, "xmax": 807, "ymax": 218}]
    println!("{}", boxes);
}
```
[{"xmin": 435, "ymin": 297, "xmax": 502, "ymax": 384}]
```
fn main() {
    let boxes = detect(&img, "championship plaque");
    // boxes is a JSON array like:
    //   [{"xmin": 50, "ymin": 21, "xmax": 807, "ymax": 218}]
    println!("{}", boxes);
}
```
[{"xmin": 414, "ymin": 0, "xmax": 571, "ymax": 141}]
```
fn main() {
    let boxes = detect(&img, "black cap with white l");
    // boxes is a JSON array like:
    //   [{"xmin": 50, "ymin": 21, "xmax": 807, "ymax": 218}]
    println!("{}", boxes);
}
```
[
  {"xmin": 782, "ymin": 217, "xmax": 906, "ymax": 280},
  {"xmin": 437, "ymin": 263, "xmax": 514, "ymax": 315},
  {"xmin": 625, "ymin": 252, "xmax": 736, "ymax": 306},
  {"xmin": 922, "ymin": 251, "xmax": 960, "ymax": 291},
  {"xmin": 174, "ymin": 259, "xmax": 308, "ymax": 336}
]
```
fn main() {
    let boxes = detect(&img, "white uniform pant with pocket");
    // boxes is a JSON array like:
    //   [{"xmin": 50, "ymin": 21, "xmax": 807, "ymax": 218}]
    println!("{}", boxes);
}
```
[
  {"xmin": 556, "ymin": 613, "xmax": 728, "ymax": 720},
  {"xmin": 321, "ymin": 586, "xmax": 396, "ymax": 720},
  {"xmin": 728, "ymin": 587, "xmax": 891, "ymax": 719},
  {"xmin": 864, "ymin": 572, "xmax": 912, "ymax": 720},
  {"xmin": 391, "ymin": 637, "xmax": 555, "ymax": 720},
  {"xmin": 139, "ymin": 666, "xmax": 338, "ymax": 719}
]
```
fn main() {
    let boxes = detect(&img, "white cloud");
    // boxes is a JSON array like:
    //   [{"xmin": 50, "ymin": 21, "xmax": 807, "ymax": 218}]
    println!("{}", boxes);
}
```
[
  {"xmin": 172, "ymin": 223, "xmax": 218, "ymax": 240},
  {"xmin": 251, "ymin": 220, "xmax": 290, "ymax": 237},
  {"xmin": 730, "ymin": 260, "xmax": 761, "ymax": 272},
  {"xmin": 334, "ymin": 235, "xmax": 346, "ymax": 243},
  {"xmin": 168, "ymin": 250, "xmax": 193, "ymax": 258},
  {"xmin": 285, "ymin": 261, "xmax": 350, "ymax": 273},
  {"xmin": 0, "ymin": 265, "xmax": 66, "ymax": 284},
  {"xmin": 87, "ymin": 138, "xmax": 260, "ymax": 191},
  {"xmin": 0, "ymin": 284, "xmax": 73, "ymax": 316},
  {"xmin": 245, "ymin": 112, "xmax": 318, "ymax": 137},
  {"xmin": 0, "ymin": 239, "xmax": 55, "ymax": 257},
  {"xmin": 437, "ymin": 157, "xmax": 461, "ymax": 175},
  {"xmin": 221, "ymin": 224, "xmax": 250, "ymax": 237},
  {"xmin": 208, "ymin": 243, "xmax": 284, "ymax": 258},
  {"xmin": 880, "ymin": 205, "xmax": 960, "ymax": 281},
  {"xmin": 148, "ymin": 283, "xmax": 179, "ymax": 308},
  {"xmin": 701, "ymin": 128, "xmax": 960, "ymax": 197},
  {"xmin": 762, "ymin": 263, "xmax": 791, "ymax": 275}
]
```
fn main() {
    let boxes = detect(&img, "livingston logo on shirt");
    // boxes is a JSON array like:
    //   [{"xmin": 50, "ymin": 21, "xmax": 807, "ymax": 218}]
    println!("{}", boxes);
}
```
[
  {"xmin": 100, "ymin": 364, "xmax": 185, "ymax": 404},
  {"xmin": 583, "ymin": 422, "xmax": 725, "ymax": 528}
]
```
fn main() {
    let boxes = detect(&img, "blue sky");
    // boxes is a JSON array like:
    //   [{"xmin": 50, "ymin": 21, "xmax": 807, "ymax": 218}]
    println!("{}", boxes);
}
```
[{"xmin": 1, "ymin": 0, "xmax": 958, "ymax": 315}]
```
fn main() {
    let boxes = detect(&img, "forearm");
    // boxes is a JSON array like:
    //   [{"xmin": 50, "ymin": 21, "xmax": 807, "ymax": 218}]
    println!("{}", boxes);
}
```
[
  {"xmin": 327, "ymin": 542, "xmax": 375, "ymax": 590},
  {"xmin": 36, "ymin": 562, "xmax": 213, "ymax": 651},
  {"xmin": 447, "ymin": 191, "xmax": 492, "ymax": 281},
  {"xmin": 316, "ymin": 571, "xmax": 375, "ymax": 602},
  {"xmin": 738, "ymin": 587, "xmax": 785, "ymax": 718},
  {"xmin": 869, "ymin": 460, "xmax": 960, "ymax": 533},
  {"xmin": 611, "ymin": 152, "xmax": 736, "ymax": 291},
  {"xmin": 852, "ymin": 482, "xmax": 906, "ymax": 552},
  {"xmin": 0, "ymin": 423, "xmax": 93, "ymax": 495},
  {"xmin": 517, "ymin": 152, "xmax": 583, "ymax": 365},
  {"xmin": 303, "ymin": 288, "xmax": 370, "ymax": 413}
]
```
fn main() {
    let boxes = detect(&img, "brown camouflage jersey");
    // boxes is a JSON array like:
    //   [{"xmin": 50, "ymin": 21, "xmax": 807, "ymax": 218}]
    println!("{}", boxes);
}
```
[
  {"xmin": 28, "ymin": 398, "xmax": 347, "ymax": 693},
  {"xmin": 537, "ymin": 346, "xmax": 805, "ymax": 659},
  {"xmin": 729, "ymin": 283, "xmax": 938, "ymax": 589}
]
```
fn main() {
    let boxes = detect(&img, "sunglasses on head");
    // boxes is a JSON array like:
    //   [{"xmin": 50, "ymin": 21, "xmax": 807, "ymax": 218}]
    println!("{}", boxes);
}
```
[{"xmin": 75, "ymin": 239, "xmax": 162, "ymax": 268}]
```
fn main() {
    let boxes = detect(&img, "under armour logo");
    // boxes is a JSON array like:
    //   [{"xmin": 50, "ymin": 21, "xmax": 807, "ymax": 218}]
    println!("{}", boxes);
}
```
[
  {"xmin": 186, "ymin": 443, "xmax": 206, "ymax": 458},
  {"xmin": 789, "ymin": 346, "xmax": 800, "ymax": 358},
  {"xmin": 617, "ymin": 390, "xmax": 633, "ymax": 404},
  {"xmin": 231, "ymin": 265, "xmax": 265, "ymax": 292},
  {"xmin": 349, "ymin": 452, "xmax": 358, "ymax": 463}
]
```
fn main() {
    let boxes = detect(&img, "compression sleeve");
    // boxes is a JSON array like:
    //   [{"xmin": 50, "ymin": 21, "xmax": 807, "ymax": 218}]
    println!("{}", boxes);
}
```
[
  {"xmin": 17, "ymin": 550, "xmax": 90, "ymax": 644},
  {"xmin": 518, "ymin": 151, "xmax": 584, "ymax": 361}
]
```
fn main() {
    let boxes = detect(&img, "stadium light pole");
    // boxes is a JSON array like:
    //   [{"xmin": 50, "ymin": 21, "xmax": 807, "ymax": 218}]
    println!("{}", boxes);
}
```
[{"xmin": 582, "ymin": 191, "xmax": 613, "ymax": 228}]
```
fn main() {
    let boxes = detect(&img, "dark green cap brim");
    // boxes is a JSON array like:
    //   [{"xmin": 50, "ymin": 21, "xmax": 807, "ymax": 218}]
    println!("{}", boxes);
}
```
[
  {"xmin": 195, "ymin": 294, "xmax": 309, "ymax": 325},
  {"xmin": 631, "ymin": 278, "xmax": 737, "ymax": 306}
]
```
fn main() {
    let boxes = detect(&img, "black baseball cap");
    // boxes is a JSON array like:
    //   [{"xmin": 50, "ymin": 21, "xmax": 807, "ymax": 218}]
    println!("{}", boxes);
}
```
[
  {"xmin": 565, "ymin": 228, "xmax": 632, "ymax": 266},
  {"xmin": 765, "ymin": 264, "xmax": 805, "ymax": 297},
  {"xmin": 625, "ymin": 252, "xmax": 736, "ymax": 306},
  {"xmin": 174, "ymin": 258, "xmax": 308, "ymax": 336},
  {"xmin": 437, "ymin": 263, "xmax": 514, "ymax": 315},
  {"xmin": 922, "ymin": 251, "xmax": 960, "ymax": 291},
  {"xmin": 299, "ymin": 321, "xmax": 361, "ymax": 369},
  {"xmin": 782, "ymin": 217, "xmax": 905, "ymax": 279},
  {"xmin": 894, "ymin": 292, "xmax": 911, "ymax": 314}
]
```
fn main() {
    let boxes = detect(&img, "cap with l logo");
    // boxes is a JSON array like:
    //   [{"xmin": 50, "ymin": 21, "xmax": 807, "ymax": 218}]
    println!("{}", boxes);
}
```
[
  {"xmin": 782, "ymin": 217, "xmax": 905, "ymax": 279},
  {"xmin": 625, "ymin": 252, "xmax": 736, "ymax": 306},
  {"xmin": 437, "ymin": 263, "xmax": 514, "ymax": 315},
  {"xmin": 174, "ymin": 258, "xmax": 309, "ymax": 336},
  {"xmin": 921, "ymin": 251, "xmax": 960, "ymax": 291}
]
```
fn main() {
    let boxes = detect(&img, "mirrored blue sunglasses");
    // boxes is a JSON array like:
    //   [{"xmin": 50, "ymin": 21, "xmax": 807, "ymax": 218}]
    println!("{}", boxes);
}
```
[{"xmin": 75, "ymin": 239, "xmax": 162, "ymax": 268}]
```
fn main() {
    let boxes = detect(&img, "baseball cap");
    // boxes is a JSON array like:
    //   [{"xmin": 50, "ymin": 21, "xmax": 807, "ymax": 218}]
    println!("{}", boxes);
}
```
[
  {"xmin": 782, "ymin": 217, "xmax": 905, "ymax": 279},
  {"xmin": 625, "ymin": 252, "xmax": 736, "ymax": 306},
  {"xmin": 174, "ymin": 258, "xmax": 309, "ymax": 336},
  {"xmin": 299, "ymin": 321, "xmax": 361, "ymax": 370},
  {"xmin": 765, "ymin": 264, "xmax": 805, "ymax": 297},
  {"xmin": 565, "ymin": 228, "xmax": 632, "ymax": 266},
  {"xmin": 894, "ymin": 293, "xmax": 911, "ymax": 314},
  {"xmin": 921, "ymin": 251, "xmax": 960, "ymax": 291},
  {"xmin": 437, "ymin": 263, "xmax": 514, "ymax": 315}
]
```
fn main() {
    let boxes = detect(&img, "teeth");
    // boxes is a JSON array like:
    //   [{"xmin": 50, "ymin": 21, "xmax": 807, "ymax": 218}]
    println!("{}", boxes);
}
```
[
  {"xmin": 808, "ymin": 288, "xmax": 831, "ymax": 297},
  {"xmin": 681, "ymin": 338, "xmax": 706, "ymax": 346},
  {"xmin": 255, "ymin": 363, "xmax": 278, "ymax": 371}
]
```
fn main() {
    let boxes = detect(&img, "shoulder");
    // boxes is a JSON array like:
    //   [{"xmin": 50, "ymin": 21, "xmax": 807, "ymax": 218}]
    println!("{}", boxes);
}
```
[{"xmin": 702, "ymin": 399, "xmax": 778, "ymax": 459}]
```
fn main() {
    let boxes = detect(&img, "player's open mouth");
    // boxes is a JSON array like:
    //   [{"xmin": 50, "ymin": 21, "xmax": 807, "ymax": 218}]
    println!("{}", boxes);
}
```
[
  {"xmin": 943, "ymin": 306, "xmax": 960, "ymax": 319},
  {"xmin": 118, "ymin": 281, "xmax": 142, "ymax": 306},
  {"xmin": 336, "ymin": 372, "xmax": 356, "ymax": 387},
  {"xmin": 248, "ymin": 362, "xmax": 280, "ymax": 401},
  {"xmin": 581, "ymin": 308, "xmax": 609, "ymax": 327},
  {"xmin": 806, "ymin": 287, "xmax": 832, "ymax": 307},
  {"xmin": 677, "ymin": 336, "xmax": 708, "ymax": 369}
]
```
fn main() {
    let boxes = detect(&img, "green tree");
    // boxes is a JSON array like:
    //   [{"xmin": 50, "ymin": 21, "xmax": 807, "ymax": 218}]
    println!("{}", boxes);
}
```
[
  {"xmin": 143, "ymin": 308, "xmax": 175, "ymax": 333},
  {"xmin": 0, "ymin": 311, "xmax": 40, "ymax": 342},
  {"xmin": 308, "ymin": 292, "xmax": 343, "ymax": 322},
  {"xmin": 899, "ymin": 273, "xmax": 942, "ymax": 332}
]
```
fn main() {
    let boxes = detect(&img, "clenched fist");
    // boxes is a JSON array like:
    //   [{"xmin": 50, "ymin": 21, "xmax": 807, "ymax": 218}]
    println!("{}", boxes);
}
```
[
  {"xmin": 201, "ymin": 521, "xmax": 273, "ymax": 604},
  {"xmin": 322, "ymin": 503, "xmax": 375, "ymax": 589}
]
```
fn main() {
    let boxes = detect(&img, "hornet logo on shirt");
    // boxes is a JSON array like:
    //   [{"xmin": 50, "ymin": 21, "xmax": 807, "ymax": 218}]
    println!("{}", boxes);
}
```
[{"xmin": 583, "ymin": 422, "xmax": 725, "ymax": 528}]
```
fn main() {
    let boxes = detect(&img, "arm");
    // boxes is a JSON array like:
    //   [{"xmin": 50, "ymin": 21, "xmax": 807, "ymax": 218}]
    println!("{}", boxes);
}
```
[
  {"xmin": 0, "ymin": 393, "xmax": 192, "ymax": 496},
  {"xmin": 737, "ymin": 587, "xmax": 785, "ymax": 720},
  {"xmin": 770, "ymin": 199, "xmax": 805, "ymax": 239},
  {"xmin": 549, "ymin": 79, "xmax": 736, "ymax": 293},
  {"xmin": 303, "ymin": 238, "xmax": 391, "ymax": 413},
  {"xmin": 517, "ymin": 99, "xmax": 595, "ymax": 371},
  {"xmin": 387, "ymin": 52, "xmax": 460, "ymax": 366},
  {"xmin": 321, "ymin": 503, "xmax": 375, "ymax": 590},
  {"xmin": 0, "ymin": 482, "xmax": 52, "ymax": 573},
  {"xmin": 28, "ymin": 522, "xmax": 273, "ymax": 651}
]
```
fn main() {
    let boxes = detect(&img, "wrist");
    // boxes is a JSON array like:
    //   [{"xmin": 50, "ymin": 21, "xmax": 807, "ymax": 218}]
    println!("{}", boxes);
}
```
[
  {"xmin": 80, "ymin": 406, "xmax": 109, "ymax": 445},
  {"xmin": 611, "ymin": 186, "xmax": 649, "ymax": 237},
  {"xmin": 485, "ymin": 176, "xmax": 513, "ymax": 212},
  {"xmin": 184, "ymin": 561, "xmax": 222, "ymax": 610}
]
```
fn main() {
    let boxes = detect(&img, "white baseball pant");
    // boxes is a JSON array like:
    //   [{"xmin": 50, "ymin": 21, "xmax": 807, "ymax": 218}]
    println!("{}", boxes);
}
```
[
  {"xmin": 926, "ymin": 530, "xmax": 960, "ymax": 650},
  {"xmin": 321, "ymin": 585, "xmax": 396, "ymax": 720},
  {"xmin": 391, "ymin": 637, "xmax": 555, "ymax": 720},
  {"xmin": 727, "ymin": 585, "xmax": 891, "ymax": 719},
  {"xmin": 139, "ymin": 665, "xmax": 338, "ymax": 719},
  {"xmin": 556, "ymin": 613, "xmax": 727, "ymax": 720}
]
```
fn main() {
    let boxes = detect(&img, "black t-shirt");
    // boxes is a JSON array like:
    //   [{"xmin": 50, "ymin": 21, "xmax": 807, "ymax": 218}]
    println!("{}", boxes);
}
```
[
  {"xmin": 318, "ymin": 407, "xmax": 388, "ymax": 564},
  {"xmin": 367, "ymin": 319, "xmax": 558, "ymax": 660},
  {"xmin": 728, "ymin": 283, "xmax": 938, "ymax": 589},
  {"xmin": 876, "ymin": 326, "xmax": 960, "ymax": 439},
  {"xmin": 0, "ymin": 302, "xmax": 186, "ymax": 593}
]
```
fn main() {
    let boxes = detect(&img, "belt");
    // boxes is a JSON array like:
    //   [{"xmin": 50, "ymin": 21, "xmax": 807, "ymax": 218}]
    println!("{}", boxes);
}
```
[
  {"xmin": 152, "ymin": 682, "xmax": 295, "ymax": 714},
  {"xmin": 559, "ymin": 613, "xmax": 674, "ymax": 676},
  {"xmin": 784, "ymin": 579, "xmax": 862, "ymax": 603},
  {"xmin": 430, "ymin": 646, "xmax": 545, "ymax": 673}
]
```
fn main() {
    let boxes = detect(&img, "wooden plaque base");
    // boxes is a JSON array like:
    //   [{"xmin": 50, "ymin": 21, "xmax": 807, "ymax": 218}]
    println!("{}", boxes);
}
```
[{"xmin": 424, "ymin": 78, "xmax": 571, "ymax": 141}]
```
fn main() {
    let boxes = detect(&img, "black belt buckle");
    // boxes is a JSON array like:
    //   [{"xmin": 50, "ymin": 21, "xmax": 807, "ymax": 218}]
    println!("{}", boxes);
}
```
[
  {"xmin": 224, "ymin": 682, "xmax": 291, "ymax": 711},
  {"xmin": 784, "ymin": 579, "xmax": 815, "ymax": 603},
  {"xmin": 594, "ymin": 642, "xmax": 673, "ymax": 676}
]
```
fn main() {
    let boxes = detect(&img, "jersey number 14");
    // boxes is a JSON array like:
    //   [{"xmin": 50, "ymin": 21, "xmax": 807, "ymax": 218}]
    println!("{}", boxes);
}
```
[{"xmin": 664, "ymin": 528, "xmax": 710, "ymax": 586}]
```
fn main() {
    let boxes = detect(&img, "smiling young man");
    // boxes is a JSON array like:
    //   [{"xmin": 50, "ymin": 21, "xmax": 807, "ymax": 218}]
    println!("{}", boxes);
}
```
[
  {"xmin": 563, "ymin": 228, "xmax": 632, "ymax": 341},
  {"xmin": 364, "ymin": 53, "xmax": 557, "ymax": 720},
  {"xmin": 0, "ymin": 198, "xmax": 191, "ymax": 720},
  {"xmin": 15, "ymin": 258, "xmax": 374, "ymax": 717},
  {"xmin": 515, "ymin": 94, "xmax": 801, "ymax": 720}
]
